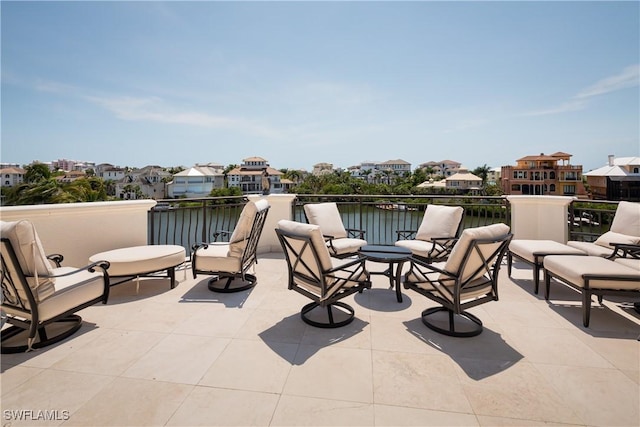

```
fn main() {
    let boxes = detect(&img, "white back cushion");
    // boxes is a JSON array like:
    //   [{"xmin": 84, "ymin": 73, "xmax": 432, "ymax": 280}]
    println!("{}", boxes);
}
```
[
  {"xmin": 304, "ymin": 202, "xmax": 348, "ymax": 239},
  {"xmin": 1, "ymin": 220, "xmax": 56, "ymax": 302},
  {"xmin": 610, "ymin": 201, "xmax": 640, "ymax": 237},
  {"xmin": 443, "ymin": 223, "xmax": 510, "ymax": 282},
  {"xmin": 416, "ymin": 205, "xmax": 464, "ymax": 240}
]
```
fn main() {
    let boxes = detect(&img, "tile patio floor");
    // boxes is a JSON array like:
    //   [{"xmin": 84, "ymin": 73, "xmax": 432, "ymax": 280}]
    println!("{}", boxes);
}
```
[{"xmin": 1, "ymin": 253, "xmax": 639, "ymax": 426}]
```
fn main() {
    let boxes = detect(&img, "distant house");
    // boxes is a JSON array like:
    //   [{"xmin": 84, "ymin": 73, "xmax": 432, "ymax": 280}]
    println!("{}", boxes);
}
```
[
  {"xmin": 96, "ymin": 164, "xmax": 127, "ymax": 181},
  {"xmin": 500, "ymin": 152, "xmax": 587, "ymax": 197},
  {"xmin": 166, "ymin": 164, "xmax": 225, "ymax": 198},
  {"xmin": 227, "ymin": 157, "xmax": 284, "ymax": 194},
  {"xmin": 0, "ymin": 167, "xmax": 25, "ymax": 187},
  {"xmin": 584, "ymin": 155, "xmax": 640, "ymax": 201},
  {"xmin": 418, "ymin": 167, "xmax": 482, "ymax": 194},
  {"xmin": 116, "ymin": 166, "xmax": 172, "ymax": 199},
  {"xmin": 487, "ymin": 167, "xmax": 501, "ymax": 186},
  {"xmin": 418, "ymin": 160, "xmax": 462, "ymax": 178},
  {"xmin": 349, "ymin": 159, "xmax": 411, "ymax": 184}
]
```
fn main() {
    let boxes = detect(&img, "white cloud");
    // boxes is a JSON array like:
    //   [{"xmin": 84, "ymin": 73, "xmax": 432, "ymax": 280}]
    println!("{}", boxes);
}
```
[
  {"xmin": 522, "ymin": 64, "xmax": 639, "ymax": 117},
  {"xmin": 87, "ymin": 95, "xmax": 282, "ymax": 138},
  {"xmin": 574, "ymin": 64, "xmax": 640, "ymax": 99}
]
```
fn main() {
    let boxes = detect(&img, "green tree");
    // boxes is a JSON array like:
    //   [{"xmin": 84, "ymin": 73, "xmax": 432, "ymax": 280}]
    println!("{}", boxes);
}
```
[{"xmin": 24, "ymin": 163, "xmax": 51, "ymax": 183}]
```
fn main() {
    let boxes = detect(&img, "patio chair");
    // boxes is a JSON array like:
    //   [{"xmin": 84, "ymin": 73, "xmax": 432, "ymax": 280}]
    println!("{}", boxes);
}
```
[
  {"xmin": 395, "ymin": 204, "xmax": 465, "ymax": 263},
  {"xmin": 276, "ymin": 219, "xmax": 371, "ymax": 328},
  {"xmin": 543, "ymin": 250, "xmax": 640, "ymax": 327},
  {"xmin": 403, "ymin": 223, "xmax": 512, "ymax": 337},
  {"xmin": 567, "ymin": 201, "xmax": 640, "ymax": 258},
  {"xmin": 1, "ymin": 220, "xmax": 110, "ymax": 353},
  {"xmin": 192, "ymin": 199, "xmax": 270, "ymax": 292},
  {"xmin": 303, "ymin": 202, "xmax": 367, "ymax": 258}
]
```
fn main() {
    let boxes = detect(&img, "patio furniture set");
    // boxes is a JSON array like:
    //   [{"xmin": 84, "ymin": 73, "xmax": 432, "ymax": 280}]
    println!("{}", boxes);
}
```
[{"xmin": 2, "ymin": 199, "xmax": 639, "ymax": 353}]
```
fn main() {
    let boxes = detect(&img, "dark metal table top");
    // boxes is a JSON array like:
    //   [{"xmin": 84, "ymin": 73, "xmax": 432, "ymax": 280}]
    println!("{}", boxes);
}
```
[{"xmin": 359, "ymin": 245, "xmax": 412, "ymax": 262}]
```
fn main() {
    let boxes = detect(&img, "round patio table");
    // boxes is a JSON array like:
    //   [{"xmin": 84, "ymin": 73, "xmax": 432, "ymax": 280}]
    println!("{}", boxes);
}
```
[{"xmin": 358, "ymin": 245, "xmax": 412, "ymax": 303}]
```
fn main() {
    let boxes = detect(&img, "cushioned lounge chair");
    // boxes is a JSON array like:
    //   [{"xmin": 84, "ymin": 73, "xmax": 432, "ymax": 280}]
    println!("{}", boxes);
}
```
[
  {"xmin": 276, "ymin": 220, "xmax": 371, "ymax": 328},
  {"xmin": 567, "ymin": 201, "xmax": 640, "ymax": 257},
  {"xmin": 395, "ymin": 204, "xmax": 464, "ymax": 263},
  {"xmin": 1, "ymin": 220, "xmax": 110, "ymax": 353},
  {"xmin": 544, "ymin": 248, "xmax": 640, "ymax": 327},
  {"xmin": 303, "ymin": 202, "xmax": 367, "ymax": 258},
  {"xmin": 192, "ymin": 199, "xmax": 270, "ymax": 292},
  {"xmin": 404, "ymin": 223, "xmax": 512, "ymax": 337}
]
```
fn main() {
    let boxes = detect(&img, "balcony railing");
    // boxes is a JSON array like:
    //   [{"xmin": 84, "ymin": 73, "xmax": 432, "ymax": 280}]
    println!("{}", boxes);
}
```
[{"xmin": 147, "ymin": 195, "xmax": 621, "ymax": 252}]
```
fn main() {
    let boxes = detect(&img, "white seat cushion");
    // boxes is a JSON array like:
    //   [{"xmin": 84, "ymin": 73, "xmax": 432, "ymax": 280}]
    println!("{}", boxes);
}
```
[
  {"xmin": 544, "ymin": 255, "xmax": 640, "ymax": 290},
  {"xmin": 566, "ymin": 241, "xmax": 614, "ymax": 257},
  {"xmin": 193, "ymin": 242, "xmax": 241, "ymax": 273},
  {"xmin": 395, "ymin": 239, "xmax": 441, "ymax": 258},
  {"xmin": 509, "ymin": 239, "xmax": 585, "ymax": 263},
  {"xmin": 328, "ymin": 237, "xmax": 367, "ymax": 255},
  {"xmin": 37, "ymin": 267, "xmax": 106, "ymax": 321}
]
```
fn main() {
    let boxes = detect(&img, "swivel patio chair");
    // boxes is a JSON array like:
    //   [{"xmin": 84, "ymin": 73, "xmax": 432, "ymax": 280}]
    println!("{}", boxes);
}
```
[
  {"xmin": 303, "ymin": 202, "xmax": 367, "ymax": 258},
  {"xmin": 395, "ymin": 204, "xmax": 464, "ymax": 263},
  {"xmin": 404, "ymin": 223, "xmax": 512, "ymax": 337},
  {"xmin": 1, "ymin": 220, "xmax": 110, "ymax": 353},
  {"xmin": 276, "ymin": 219, "xmax": 371, "ymax": 328},
  {"xmin": 192, "ymin": 199, "xmax": 270, "ymax": 292},
  {"xmin": 567, "ymin": 201, "xmax": 640, "ymax": 258}
]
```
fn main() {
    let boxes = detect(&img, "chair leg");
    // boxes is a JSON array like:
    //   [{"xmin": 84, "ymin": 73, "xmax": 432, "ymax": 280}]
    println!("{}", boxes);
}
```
[
  {"xmin": 1, "ymin": 315, "xmax": 83, "ymax": 354},
  {"xmin": 583, "ymin": 291, "xmax": 592, "ymax": 327},
  {"xmin": 300, "ymin": 301, "xmax": 355, "ymax": 328},
  {"xmin": 420, "ymin": 307, "xmax": 483, "ymax": 337},
  {"xmin": 207, "ymin": 273, "xmax": 257, "ymax": 293}
]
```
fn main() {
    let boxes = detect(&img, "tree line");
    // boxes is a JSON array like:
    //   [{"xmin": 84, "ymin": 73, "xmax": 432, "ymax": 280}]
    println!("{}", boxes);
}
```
[{"xmin": 2, "ymin": 163, "xmax": 502, "ymax": 205}]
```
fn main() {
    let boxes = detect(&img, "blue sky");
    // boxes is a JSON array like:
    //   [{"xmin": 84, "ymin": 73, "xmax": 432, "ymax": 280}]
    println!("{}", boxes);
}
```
[{"xmin": 2, "ymin": 1, "xmax": 639, "ymax": 172}]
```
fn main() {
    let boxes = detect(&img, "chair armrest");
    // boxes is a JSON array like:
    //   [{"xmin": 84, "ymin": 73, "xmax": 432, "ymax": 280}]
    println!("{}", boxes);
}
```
[
  {"xmin": 43, "ymin": 260, "xmax": 111, "ymax": 277},
  {"xmin": 213, "ymin": 230, "xmax": 233, "ymax": 242},
  {"xmin": 396, "ymin": 230, "xmax": 417, "ymax": 240},
  {"xmin": 345, "ymin": 228, "xmax": 366, "ymax": 239},
  {"xmin": 610, "ymin": 243, "xmax": 640, "ymax": 260},
  {"xmin": 47, "ymin": 253, "xmax": 64, "ymax": 268}
]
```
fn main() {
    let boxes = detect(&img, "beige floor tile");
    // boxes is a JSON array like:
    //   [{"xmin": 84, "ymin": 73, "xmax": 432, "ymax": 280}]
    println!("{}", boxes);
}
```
[
  {"xmin": 370, "ymin": 315, "xmax": 441, "ymax": 354},
  {"xmin": 536, "ymin": 364, "xmax": 640, "ymax": 426},
  {"xmin": 65, "ymin": 377, "xmax": 193, "ymax": 426},
  {"xmin": 199, "ymin": 338, "xmax": 296, "ymax": 393},
  {"xmin": 1, "ymin": 370, "xmax": 113, "ymax": 427},
  {"xmin": 374, "ymin": 404, "xmax": 479, "ymax": 426},
  {"xmin": 271, "ymin": 394, "xmax": 374, "ymax": 426},
  {"xmin": 167, "ymin": 385, "xmax": 279, "ymax": 426},
  {"xmin": 372, "ymin": 350, "xmax": 473, "ymax": 414},
  {"xmin": 171, "ymin": 304, "xmax": 254, "ymax": 337},
  {"xmin": 50, "ymin": 329, "xmax": 166, "ymax": 375},
  {"xmin": 505, "ymin": 326, "xmax": 615, "ymax": 368},
  {"xmin": 123, "ymin": 333, "xmax": 230, "ymax": 384},
  {"xmin": 463, "ymin": 381, "xmax": 583, "ymax": 424},
  {"xmin": 237, "ymin": 308, "xmax": 308, "ymax": 343},
  {"xmin": 477, "ymin": 415, "xmax": 583, "ymax": 426},
  {"xmin": 0, "ymin": 365, "xmax": 44, "ymax": 394},
  {"xmin": 284, "ymin": 345, "xmax": 374, "ymax": 403}
]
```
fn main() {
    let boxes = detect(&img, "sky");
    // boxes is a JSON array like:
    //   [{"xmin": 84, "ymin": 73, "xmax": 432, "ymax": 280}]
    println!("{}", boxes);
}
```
[{"xmin": 1, "ymin": 1, "xmax": 639, "ymax": 173}]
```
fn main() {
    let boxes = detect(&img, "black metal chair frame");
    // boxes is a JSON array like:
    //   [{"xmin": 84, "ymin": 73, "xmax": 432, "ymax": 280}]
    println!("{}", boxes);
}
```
[
  {"xmin": 191, "ymin": 204, "xmax": 270, "ymax": 293},
  {"xmin": 404, "ymin": 233, "xmax": 512, "ymax": 337},
  {"xmin": 1, "ymin": 237, "xmax": 110, "ymax": 353},
  {"xmin": 276, "ymin": 228, "xmax": 371, "ymax": 328},
  {"xmin": 395, "ymin": 210, "xmax": 465, "ymax": 263}
]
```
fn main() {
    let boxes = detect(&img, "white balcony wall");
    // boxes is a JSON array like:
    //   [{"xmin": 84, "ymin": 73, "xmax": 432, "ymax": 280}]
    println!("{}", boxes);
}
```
[
  {"xmin": 0, "ymin": 200, "xmax": 156, "ymax": 266},
  {"xmin": 507, "ymin": 195, "xmax": 574, "ymax": 243},
  {"xmin": 248, "ymin": 194, "xmax": 296, "ymax": 253}
]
